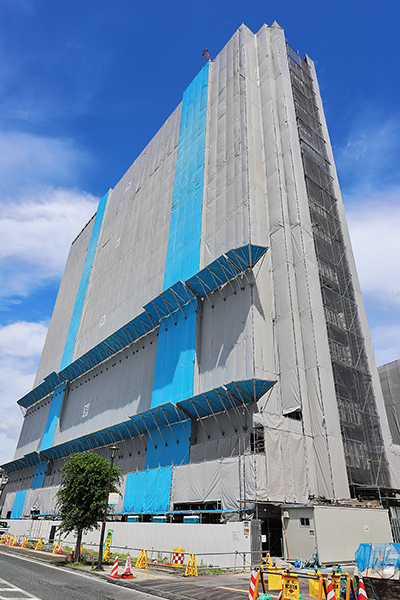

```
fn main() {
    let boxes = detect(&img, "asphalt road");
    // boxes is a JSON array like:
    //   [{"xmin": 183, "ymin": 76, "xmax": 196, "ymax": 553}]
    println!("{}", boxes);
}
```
[{"xmin": 0, "ymin": 552, "xmax": 164, "ymax": 600}]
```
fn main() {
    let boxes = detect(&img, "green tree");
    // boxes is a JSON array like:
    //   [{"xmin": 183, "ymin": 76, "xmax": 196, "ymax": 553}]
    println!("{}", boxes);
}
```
[{"xmin": 56, "ymin": 451, "xmax": 123, "ymax": 563}]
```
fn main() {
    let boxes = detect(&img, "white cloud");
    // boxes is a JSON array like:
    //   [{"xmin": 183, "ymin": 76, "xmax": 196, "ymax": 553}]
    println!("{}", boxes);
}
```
[
  {"xmin": 0, "ymin": 186, "xmax": 98, "ymax": 302},
  {"xmin": 337, "ymin": 112, "xmax": 400, "ymax": 365},
  {"xmin": 0, "ymin": 131, "xmax": 90, "ymax": 195},
  {"xmin": 0, "ymin": 321, "xmax": 48, "ymax": 464},
  {"xmin": 0, "ymin": 129, "xmax": 98, "ymax": 463},
  {"xmin": 346, "ymin": 189, "xmax": 400, "ymax": 309},
  {"xmin": 0, "ymin": 321, "xmax": 48, "ymax": 358}
]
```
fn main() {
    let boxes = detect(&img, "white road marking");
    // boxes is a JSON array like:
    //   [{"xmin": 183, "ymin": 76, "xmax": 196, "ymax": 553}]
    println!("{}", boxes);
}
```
[{"xmin": 0, "ymin": 576, "xmax": 42, "ymax": 599}]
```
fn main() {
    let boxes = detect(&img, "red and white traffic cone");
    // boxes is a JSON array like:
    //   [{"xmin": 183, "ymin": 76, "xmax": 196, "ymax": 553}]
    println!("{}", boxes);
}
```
[
  {"xmin": 121, "ymin": 554, "xmax": 134, "ymax": 579},
  {"xmin": 56, "ymin": 542, "xmax": 63, "ymax": 555},
  {"xmin": 358, "ymin": 577, "xmax": 368, "ymax": 600},
  {"xmin": 109, "ymin": 555, "xmax": 119, "ymax": 579},
  {"xmin": 248, "ymin": 570, "xmax": 259, "ymax": 600},
  {"xmin": 326, "ymin": 578, "xmax": 335, "ymax": 600}
]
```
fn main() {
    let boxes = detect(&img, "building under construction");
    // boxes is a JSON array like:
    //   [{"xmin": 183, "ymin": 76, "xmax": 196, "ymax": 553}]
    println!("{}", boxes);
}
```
[{"xmin": 1, "ymin": 22, "xmax": 399, "ymax": 560}]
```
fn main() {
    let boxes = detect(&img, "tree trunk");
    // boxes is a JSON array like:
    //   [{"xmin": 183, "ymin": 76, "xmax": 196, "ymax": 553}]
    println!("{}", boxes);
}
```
[{"xmin": 74, "ymin": 530, "xmax": 83, "ymax": 564}]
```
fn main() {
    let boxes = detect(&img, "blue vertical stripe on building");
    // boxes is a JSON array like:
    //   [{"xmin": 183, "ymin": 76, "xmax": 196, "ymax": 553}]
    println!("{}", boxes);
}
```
[
  {"xmin": 40, "ymin": 381, "xmax": 67, "ymax": 451},
  {"xmin": 148, "ymin": 63, "xmax": 209, "ymax": 467},
  {"xmin": 31, "ymin": 460, "xmax": 48, "ymax": 489},
  {"xmin": 163, "ymin": 61, "xmax": 209, "ymax": 289},
  {"xmin": 11, "ymin": 490, "xmax": 27, "ymax": 519},
  {"xmin": 60, "ymin": 190, "xmax": 109, "ymax": 370},
  {"xmin": 144, "ymin": 421, "xmax": 191, "ymax": 469},
  {"xmin": 151, "ymin": 301, "xmax": 197, "ymax": 408}
]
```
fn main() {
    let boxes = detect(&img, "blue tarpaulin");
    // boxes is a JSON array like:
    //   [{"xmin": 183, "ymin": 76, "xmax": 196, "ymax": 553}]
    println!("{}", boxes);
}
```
[
  {"xmin": 355, "ymin": 543, "xmax": 400, "ymax": 577},
  {"xmin": 122, "ymin": 466, "xmax": 172, "ymax": 513},
  {"xmin": 11, "ymin": 490, "xmax": 27, "ymax": 519}
]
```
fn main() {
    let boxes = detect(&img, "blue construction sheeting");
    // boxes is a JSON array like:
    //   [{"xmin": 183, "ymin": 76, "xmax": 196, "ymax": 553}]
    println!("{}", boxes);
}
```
[
  {"xmin": 129, "ymin": 402, "xmax": 183, "ymax": 435},
  {"xmin": 144, "ymin": 280, "xmax": 195, "ymax": 321},
  {"xmin": 39, "ymin": 419, "xmax": 137, "ymax": 461},
  {"xmin": 144, "ymin": 421, "xmax": 191, "ymax": 469},
  {"xmin": 60, "ymin": 190, "xmax": 109, "ymax": 371},
  {"xmin": 186, "ymin": 245, "xmax": 267, "ymax": 297},
  {"xmin": 151, "ymin": 301, "xmax": 197, "ymax": 408},
  {"xmin": 31, "ymin": 460, "xmax": 48, "ymax": 489},
  {"xmin": 40, "ymin": 381, "xmax": 68, "ymax": 451},
  {"xmin": 16, "ymin": 244, "xmax": 267, "ymax": 410},
  {"xmin": 185, "ymin": 254, "xmax": 240, "ymax": 296},
  {"xmin": 163, "ymin": 62, "xmax": 209, "ymax": 290},
  {"xmin": 226, "ymin": 245, "xmax": 268, "ymax": 271},
  {"xmin": 176, "ymin": 379, "xmax": 276, "ymax": 419},
  {"xmin": 122, "ymin": 467, "xmax": 172, "ymax": 513},
  {"xmin": 59, "ymin": 310, "xmax": 157, "ymax": 383},
  {"xmin": 18, "ymin": 372, "xmax": 63, "ymax": 409},
  {"xmin": 4, "ymin": 378, "xmax": 275, "ymax": 473},
  {"xmin": 1, "ymin": 451, "xmax": 43, "ymax": 474},
  {"xmin": 10, "ymin": 490, "xmax": 27, "ymax": 519}
]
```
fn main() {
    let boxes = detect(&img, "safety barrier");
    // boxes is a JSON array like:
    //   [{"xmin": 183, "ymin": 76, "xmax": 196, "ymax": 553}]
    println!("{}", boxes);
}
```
[
  {"xmin": 0, "ymin": 532, "xmax": 283, "ymax": 570},
  {"xmin": 248, "ymin": 566, "xmax": 363, "ymax": 600},
  {"xmin": 134, "ymin": 547, "xmax": 198, "ymax": 576}
]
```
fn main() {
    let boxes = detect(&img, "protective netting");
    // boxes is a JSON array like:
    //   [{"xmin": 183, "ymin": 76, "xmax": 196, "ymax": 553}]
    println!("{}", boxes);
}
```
[
  {"xmin": 379, "ymin": 360, "xmax": 400, "ymax": 445},
  {"xmin": 287, "ymin": 43, "xmax": 390, "ymax": 490}
]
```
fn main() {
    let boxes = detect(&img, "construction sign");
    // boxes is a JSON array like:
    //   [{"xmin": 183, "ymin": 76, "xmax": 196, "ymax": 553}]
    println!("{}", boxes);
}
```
[
  {"xmin": 309, "ymin": 574, "xmax": 341, "ymax": 598},
  {"xmin": 268, "ymin": 566, "xmax": 283, "ymax": 590},
  {"xmin": 184, "ymin": 553, "xmax": 198, "ymax": 577},
  {"xmin": 282, "ymin": 573, "xmax": 300, "ymax": 600},
  {"xmin": 103, "ymin": 529, "xmax": 113, "ymax": 563},
  {"xmin": 136, "ymin": 549, "xmax": 148, "ymax": 569}
]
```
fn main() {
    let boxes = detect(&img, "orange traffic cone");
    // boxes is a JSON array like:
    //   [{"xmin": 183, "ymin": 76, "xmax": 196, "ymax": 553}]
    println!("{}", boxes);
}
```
[
  {"xmin": 109, "ymin": 555, "xmax": 119, "ymax": 579},
  {"xmin": 248, "ymin": 570, "xmax": 259, "ymax": 600},
  {"xmin": 326, "ymin": 578, "xmax": 335, "ymax": 600},
  {"xmin": 56, "ymin": 542, "xmax": 63, "ymax": 555},
  {"xmin": 358, "ymin": 577, "xmax": 368, "ymax": 600},
  {"xmin": 121, "ymin": 554, "xmax": 134, "ymax": 579}
]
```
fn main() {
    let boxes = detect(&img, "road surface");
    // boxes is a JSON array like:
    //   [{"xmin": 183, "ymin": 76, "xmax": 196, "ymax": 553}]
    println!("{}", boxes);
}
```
[{"xmin": 0, "ymin": 551, "xmax": 164, "ymax": 600}]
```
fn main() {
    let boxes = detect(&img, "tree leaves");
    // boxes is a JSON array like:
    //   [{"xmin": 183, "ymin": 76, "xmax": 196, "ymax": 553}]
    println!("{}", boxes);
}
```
[{"xmin": 56, "ymin": 452, "xmax": 123, "ymax": 538}]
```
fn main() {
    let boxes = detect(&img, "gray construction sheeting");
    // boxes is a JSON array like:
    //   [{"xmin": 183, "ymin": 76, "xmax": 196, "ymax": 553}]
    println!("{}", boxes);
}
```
[
  {"xmin": 379, "ymin": 360, "xmax": 400, "ymax": 446},
  {"xmin": 4, "ymin": 23, "xmax": 399, "ymax": 522},
  {"xmin": 34, "ymin": 216, "xmax": 95, "ymax": 387},
  {"xmin": 15, "ymin": 395, "xmax": 52, "ymax": 458}
]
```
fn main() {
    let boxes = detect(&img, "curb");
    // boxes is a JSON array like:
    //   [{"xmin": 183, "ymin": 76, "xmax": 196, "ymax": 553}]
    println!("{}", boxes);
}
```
[{"xmin": 0, "ymin": 545, "xmax": 66, "ymax": 565}]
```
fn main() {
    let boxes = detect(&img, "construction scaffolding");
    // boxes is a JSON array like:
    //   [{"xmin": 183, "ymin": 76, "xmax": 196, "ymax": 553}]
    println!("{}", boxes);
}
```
[{"xmin": 287, "ymin": 43, "xmax": 390, "ymax": 492}]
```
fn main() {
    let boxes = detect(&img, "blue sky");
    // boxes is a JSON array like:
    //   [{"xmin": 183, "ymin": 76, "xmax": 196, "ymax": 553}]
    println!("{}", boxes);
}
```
[{"xmin": 0, "ymin": 0, "xmax": 399, "ymax": 464}]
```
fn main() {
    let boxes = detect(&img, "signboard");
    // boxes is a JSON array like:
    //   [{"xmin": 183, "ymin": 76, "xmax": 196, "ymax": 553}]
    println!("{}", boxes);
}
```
[
  {"xmin": 243, "ymin": 521, "xmax": 250, "ymax": 538},
  {"xmin": 309, "ymin": 575, "xmax": 341, "ymax": 598},
  {"xmin": 268, "ymin": 566, "xmax": 283, "ymax": 590},
  {"xmin": 102, "ymin": 529, "xmax": 113, "ymax": 562},
  {"xmin": 108, "ymin": 492, "xmax": 119, "ymax": 505},
  {"xmin": 283, "ymin": 573, "xmax": 299, "ymax": 600}
]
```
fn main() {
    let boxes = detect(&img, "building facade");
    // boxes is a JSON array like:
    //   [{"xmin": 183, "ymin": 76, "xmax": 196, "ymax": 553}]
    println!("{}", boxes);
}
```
[{"xmin": 1, "ymin": 23, "xmax": 399, "ymax": 552}]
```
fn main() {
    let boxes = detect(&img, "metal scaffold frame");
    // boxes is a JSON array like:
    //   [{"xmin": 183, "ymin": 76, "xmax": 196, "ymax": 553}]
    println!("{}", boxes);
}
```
[{"xmin": 287, "ymin": 43, "xmax": 390, "ymax": 491}]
